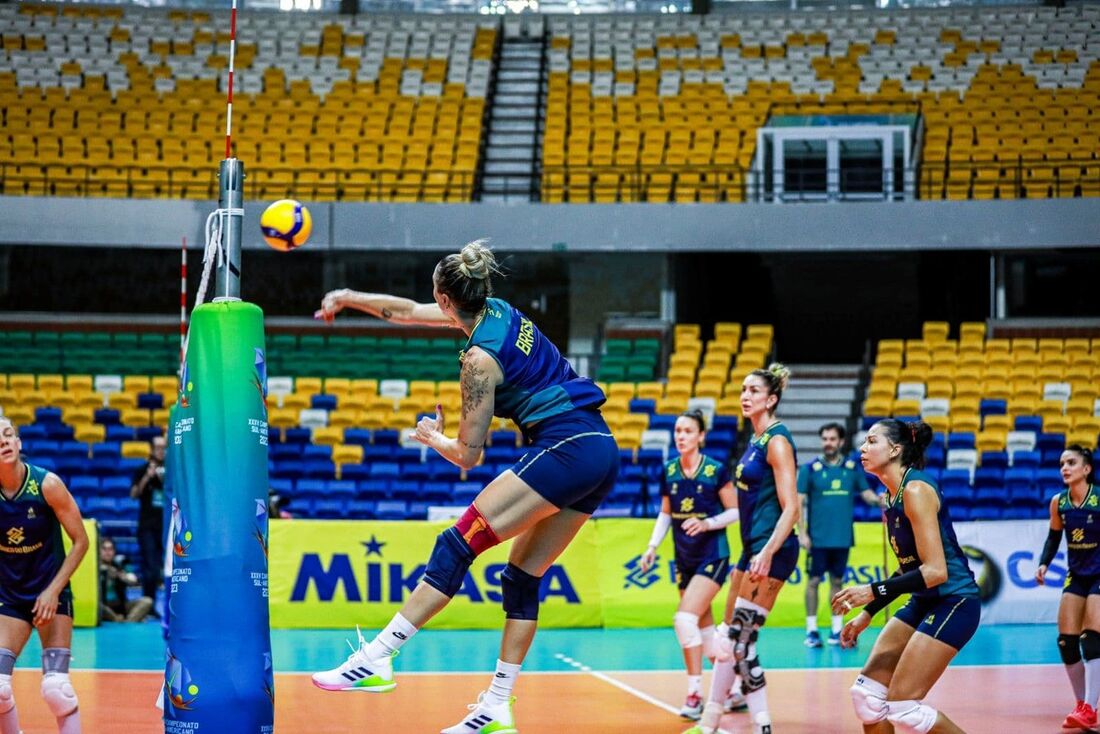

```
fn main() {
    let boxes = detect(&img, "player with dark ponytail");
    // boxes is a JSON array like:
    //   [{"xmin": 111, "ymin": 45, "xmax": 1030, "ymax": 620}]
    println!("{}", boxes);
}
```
[
  {"xmin": 832, "ymin": 419, "xmax": 979, "ymax": 734},
  {"xmin": 1036, "ymin": 444, "xmax": 1098, "ymax": 730}
]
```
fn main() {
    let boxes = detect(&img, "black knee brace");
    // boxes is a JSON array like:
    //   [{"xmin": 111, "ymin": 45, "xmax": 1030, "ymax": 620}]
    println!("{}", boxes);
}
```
[
  {"xmin": 729, "ymin": 606, "xmax": 759, "ymax": 662},
  {"xmin": 423, "ymin": 527, "xmax": 476, "ymax": 597},
  {"xmin": 1080, "ymin": 630, "xmax": 1100, "ymax": 662},
  {"xmin": 1060, "ymin": 633, "xmax": 1083, "ymax": 666},
  {"xmin": 502, "ymin": 563, "xmax": 542, "ymax": 621},
  {"xmin": 738, "ymin": 650, "xmax": 766, "ymax": 694}
]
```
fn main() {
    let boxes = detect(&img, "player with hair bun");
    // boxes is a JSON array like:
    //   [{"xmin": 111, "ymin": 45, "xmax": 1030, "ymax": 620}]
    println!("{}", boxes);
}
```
[
  {"xmin": 640, "ymin": 408, "xmax": 740, "ymax": 720},
  {"xmin": 1036, "ymin": 444, "xmax": 1098, "ymax": 730},
  {"xmin": 832, "ymin": 419, "xmax": 980, "ymax": 734},
  {"xmin": 311, "ymin": 240, "xmax": 620, "ymax": 734},
  {"xmin": 686, "ymin": 363, "xmax": 800, "ymax": 734}
]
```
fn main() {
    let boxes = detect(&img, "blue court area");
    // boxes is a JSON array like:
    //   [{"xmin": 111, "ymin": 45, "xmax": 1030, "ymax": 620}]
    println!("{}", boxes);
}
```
[{"xmin": 28, "ymin": 622, "xmax": 1061, "ymax": 674}]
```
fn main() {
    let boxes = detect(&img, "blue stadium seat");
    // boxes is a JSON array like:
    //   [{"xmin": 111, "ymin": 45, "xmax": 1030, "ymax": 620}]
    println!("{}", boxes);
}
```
[
  {"xmin": 406, "ymin": 502, "xmax": 430, "ymax": 520},
  {"xmin": 490, "ymin": 430, "xmax": 518, "ymax": 447},
  {"xmin": 363, "ymin": 444, "xmax": 397, "ymax": 462},
  {"xmin": 135, "ymin": 426, "xmax": 163, "ymax": 442},
  {"xmin": 369, "ymin": 462, "xmax": 401, "ymax": 481},
  {"xmin": 395, "ymin": 447, "xmax": 424, "ymax": 465},
  {"xmin": 357, "ymin": 479, "xmax": 390, "ymax": 500},
  {"xmin": 311, "ymin": 394, "xmax": 338, "ymax": 411},
  {"xmin": 270, "ymin": 478, "xmax": 293, "ymax": 494},
  {"xmin": 629, "ymin": 399, "xmax": 656, "ymax": 415},
  {"xmin": 484, "ymin": 445, "xmax": 519, "ymax": 464},
  {"xmin": 712, "ymin": 415, "xmax": 739, "ymax": 434},
  {"xmin": 69, "ymin": 475, "xmax": 99, "ymax": 495},
  {"xmin": 969, "ymin": 505, "xmax": 1000, "ymax": 521},
  {"xmin": 376, "ymin": 500, "xmax": 409, "ymax": 521},
  {"xmin": 302, "ymin": 444, "xmax": 332, "ymax": 460},
  {"xmin": 618, "ymin": 448, "xmax": 636, "ymax": 466},
  {"xmin": 19, "ymin": 425, "xmax": 48, "ymax": 442},
  {"xmin": 636, "ymin": 448, "xmax": 665, "ymax": 467},
  {"xmin": 464, "ymin": 464, "xmax": 494, "ymax": 484},
  {"xmin": 272, "ymin": 461, "xmax": 304, "ymax": 480},
  {"xmin": 296, "ymin": 479, "xmax": 327, "ymax": 500},
  {"xmin": 94, "ymin": 408, "xmax": 120, "ymax": 425},
  {"xmin": 609, "ymin": 480, "xmax": 643, "ymax": 503},
  {"xmin": 421, "ymin": 481, "xmax": 452, "ymax": 503},
  {"xmin": 702, "ymin": 448, "xmax": 729, "ymax": 465},
  {"xmin": 91, "ymin": 442, "xmax": 121, "ymax": 459},
  {"xmin": 980, "ymin": 451, "xmax": 1008, "ymax": 470},
  {"xmin": 620, "ymin": 463, "xmax": 646, "ymax": 482},
  {"xmin": 1001, "ymin": 507, "xmax": 1032, "ymax": 520},
  {"xmin": 343, "ymin": 428, "xmax": 372, "ymax": 447},
  {"xmin": 593, "ymin": 505, "xmax": 632, "ymax": 518},
  {"xmin": 1036, "ymin": 432, "xmax": 1066, "ymax": 453},
  {"xmin": 925, "ymin": 444, "xmax": 945, "ymax": 469},
  {"xmin": 268, "ymin": 427, "xmax": 282, "ymax": 444},
  {"xmin": 1012, "ymin": 450, "xmax": 1041, "ymax": 469},
  {"xmin": 1004, "ymin": 467, "xmax": 1036, "ymax": 498},
  {"xmin": 947, "ymin": 432, "xmax": 976, "ymax": 450},
  {"xmin": 853, "ymin": 503, "xmax": 879, "ymax": 522},
  {"xmin": 428, "ymin": 462, "xmax": 461, "ymax": 483},
  {"xmin": 105, "ymin": 425, "xmax": 135, "ymax": 442},
  {"xmin": 707, "ymin": 430, "xmax": 735, "ymax": 451},
  {"xmin": 314, "ymin": 498, "xmax": 349, "ymax": 519},
  {"xmin": 45, "ymin": 423, "xmax": 74, "ymax": 441},
  {"xmin": 347, "ymin": 500, "xmax": 376, "ymax": 519},
  {"xmin": 940, "ymin": 469, "xmax": 972, "ymax": 505},
  {"xmin": 1016, "ymin": 416, "xmax": 1044, "ymax": 434},
  {"xmin": 101, "ymin": 476, "xmax": 132, "ymax": 495},
  {"xmin": 117, "ymin": 458, "xmax": 144, "ymax": 475},
  {"xmin": 390, "ymin": 480, "xmax": 421, "ymax": 500},
  {"xmin": 452, "ymin": 482, "xmax": 481, "ymax": 506},
  {"xmin": 373, "ymin": 429, "xmax": 399, "ymax": 446},
  {"xmin": 271, "ymin": 443, "xmax": 300, "ymax": 460},
  {"xmin": 339, "ymin": 464, "xmax": 370, "ymax": 482},
  {"xmin": 136, "ymin": 392, "xmax": 163, "ymax": 410},
  {"xmin": 35, "ymin": 406, "xmax": 63, "ymax": 424},
  {"xmin": 979, "ymin": 399, "xmax": 1006, "ymax": 416},
  {"xmin": 303, "ymin": 460, "xmax": 335, "ymax": 479},
  {"xmin": 649, "ymin": 415, "xmax": 676, "ymax": 432},
  {"xmin": 326, "ymin": 480, "xmax": 356, "ymax": 497},
  {"xmin": 59, "ymin": 441, "xmax": 86, "ymax": 458},
  {"xmin": 973, "ymin": 467, "xmax": 1004, "ymax": 490},
  {"xmin": 284, "ymin": 427, "xmax": 311, "ymax": 444}
]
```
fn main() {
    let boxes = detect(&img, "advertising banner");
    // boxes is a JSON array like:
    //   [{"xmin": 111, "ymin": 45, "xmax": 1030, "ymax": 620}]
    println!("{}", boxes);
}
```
[{"xmin": 954, "ymin": 519, "xmax": 1060, "ymax": 624}]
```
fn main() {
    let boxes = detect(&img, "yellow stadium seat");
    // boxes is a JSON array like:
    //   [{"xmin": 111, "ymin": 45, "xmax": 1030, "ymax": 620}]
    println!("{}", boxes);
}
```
[
  {"xmin": 865, "ymin": 397, "xmax": 893, "ymax": 416},
  {"xmin": 75, "ymin": 424, "xmax": 105, "ymax": 443},
  {"xmin": 8, "ymin": 375, "xmax": 35, "ymax": 392},
  {"xmin": 43, "ymin": 389, "xmax": 75, "ymax": 409},
  {"xmin": 926, "ymin": 379, "xmax": 954, "ymax": 399},
  {"xmin": 924, "ymin": 415, "xmax": 951, "ymax": 434},
  {"xmin": 2, "ymin": 406, "xmax": 34, "ymax": 427},
  {"xmin": 409, "ymin": 380, "xmax": 437, "ymax": 398},
  {"xmin": 980, "ymin": 380, "xmax": 1011, "ymax": 400},
  {"xmin": 122, "ymin": 440, "xmax": 151, "ymax": 459},
  {"xmin": 694, "ymin": 380, "xmax": 723, "ymax": 400},
  {"xmin": 1045, "ymin": 416, "xmax": 1072, "ymax": 435},
  {"xmin": 976, "ymin": 429, "xmax": 1007, "ymax": 452},
  {"xmin": 312, "ymin": 426, "xmax": 344, "ymax": 446},
  {"xmin": 67, "ymin": 375, "xmax": 94, "ymax": 393},
  {"xmin": 922, "ymin": 322, "xmax": 950, "ymax": 341},
  {"xmin": 295, "ymin": 377, "xmax": 322, "ymax": 395},
  {"xmin": 1067, "ymin": 430, "xmax": 1098, "ymax": 450},
  {"xmin": 107, "ymin": 392, "xmax": 137, "ymax": 410},
  {"xmin": 333, "ymin": 444, "xmax": 364, "ymax": 466},
  {"xmin": 37, "ymin": 375, "xmax": 64, "ymax": 392},
  {"xmin": 960, "ymin": 322, "xmax": 987, "ymax": 341},
  {"xmin": 267, "ymin": 408, "xmax": 298, "ymax": 429},
  {"xmin": 983, "ymin": 415, "xmax": 1012, "ymax": 431},
  {"xmin": 950, "ymin": 414, "xmax": 981, "ymax": 433},
  {"xmin": 893, "ymin": 399, "xmax": 921, "ymax": 416},
  {"xmin": 656, "ymin": 396, "xmax": 688, "ymax": 415},
  {"xmin": 324, "ymin": 410, "xmax": 357, "ymax": 429},
  {"xmin": 324, "ymin": 378, "xmax": 352, "ymax": 396},
  {"xmin": 120, "ymin": 408, "xmax": 150, "ymax": 427},
  {"xmin": 359, "ymin": 410, "xmax": 386, "ymax": 430},
  {"xmin": 351, "ymin": 379, "xmax": 379, "ymax": 397},
  {"xmin": 1074, "ymin": 417, "xmax": 1100, "ymax": 435},
  {"xmin": 386, "ymin": 410, "xmax": 418, "ymax": 431},
  {"xmin": 151, "ymin": 376, "xmax": 178, "ymax": 395},
  {"xmin": 608, "ymin": 383, "xmax": 636, "ymax": 401},
  {"xmin": 281, "ymin": 393, "xmax": 310, "ymax": 410},
  {"xmin": 124, "ymin": 375, "xmax": 150, "ymax": 393}
]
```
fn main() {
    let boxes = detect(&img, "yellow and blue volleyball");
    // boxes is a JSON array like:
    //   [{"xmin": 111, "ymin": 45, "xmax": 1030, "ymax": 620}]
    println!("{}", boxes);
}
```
[{"xmin": 259, "ymin": 199, "xmax": 311, "ymax": 251}]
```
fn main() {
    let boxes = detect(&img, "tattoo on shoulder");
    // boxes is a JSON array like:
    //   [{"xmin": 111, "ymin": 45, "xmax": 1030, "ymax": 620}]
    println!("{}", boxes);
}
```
[{"xmin": 461, "ymin": 358, "xmax": 490, "ymax": 420}]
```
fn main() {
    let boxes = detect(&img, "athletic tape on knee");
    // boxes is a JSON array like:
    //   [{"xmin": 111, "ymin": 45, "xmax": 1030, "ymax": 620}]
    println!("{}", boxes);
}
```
[
  {"xmin": 42, "ymin": 648, "xmax": 71, "ymax": 675},
  {"xmin": 1060, "ymin": 633, "xmax": 1084, "ymax": 666},
  {"xmin": 0, "ymin": 673, "xmax": 13, "ymax": 715},
  {"xmin": 423, "ymin": 527, "xmax": 476, "ymax": 597},
  {"xmin": 850, "ymin": 675, "xmax": 888, "ymax": 724},
  {"xmin": 454, "ymin": 504, "xmax": 501, "ymax": 555},
  {"xmin": 885, "ymin": 699, "xmax": 937, "ymax": 734},
  {"xmin": 41, "ymin": 673, "xmax": 78, "ymax": 718},
  {"xmin": 1080, "ymin": 630, "xmax": 1100, "ymax": 661},
  {"xmin": 501, "ymin": 563, "xmax": 542, "ymax": 621},
  {"xmin": 673, "ymin": 611, "xmax": 703, "ymax": 649},
  {"xmin": 0, "ymin": 649, "xmax": 14, "ymax": 676}
]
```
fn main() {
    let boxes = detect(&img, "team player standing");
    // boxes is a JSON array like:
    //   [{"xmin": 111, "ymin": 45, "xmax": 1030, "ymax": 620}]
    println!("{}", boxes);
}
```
[{"xmin": 639, "ymin": 409, "xmax": 741, "ymax": 719}]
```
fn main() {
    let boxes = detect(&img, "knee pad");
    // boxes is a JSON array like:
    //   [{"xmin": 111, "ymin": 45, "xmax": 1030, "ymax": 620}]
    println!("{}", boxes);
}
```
[
  {"xmin": 0, "ymin": 674, "xmax": 13, "ymax": 715},
  {"xmin": 700, "ymin": 625, "xmax": 717, "ymax": 660},
  {"xmin": 1080, "ymin": 630, "xmax": 1100, "ymax": 661},
  {"xmin": 850, "ymin": 675, "xmax": 888, "ymax": 724},
  {"xmin": 501, "ymin": 563, "xmax": 542, "ymax": 621},
  {"xmin": 41, "ymin": 673, "xmax": 78, "ymax": 718},
  {"xmin": 0, "ymin": 648, "xmax": 14, "ymax": 676},
  {"xmin": 42, "ymin": 648, "xmax": 71, "ymax": 675},
  {"xmin": 886, "ymin": 700, "xmax": 937, "ymax": 734},
  {"xmin": 423, "ymin": 527, "xmax": 476, "ymax": 597},
  {"xmin": 673, "ymin": 611, "xmax": 702, "ymax": 649},
  {"xmin": 1060, "ymin": 633, "xmax": 1084, "ymax": 666},
  {"xmin": 454, "ymin": 504, "xmax": 501, "ymax": 555}
]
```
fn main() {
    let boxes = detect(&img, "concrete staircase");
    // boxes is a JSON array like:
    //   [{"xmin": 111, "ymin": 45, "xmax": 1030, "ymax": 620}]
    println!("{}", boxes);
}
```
[
  {"xmin": 478, "ymin": 34, "xmax": 543, "ymax": 203},
  {"xmin": 780, "ymin": 364, "xmax": 863, "ymax": 458}
]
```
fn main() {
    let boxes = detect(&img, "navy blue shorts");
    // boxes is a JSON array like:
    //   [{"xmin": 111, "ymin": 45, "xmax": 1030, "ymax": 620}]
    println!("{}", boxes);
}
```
[
  {"xmin": 676, "ymin": 555, "xmax": 730, "ymax": 591},
  {"xmin": 1064, "ymin": 573, "xmax": 1100, "ymax": 598},
  {"xmin": 511, "ymin": 409, "xmax": 619, "ymax": 515},
  {"xmin": 0, "ymin": 587, "xmax": 73, "ymax": 625},
  {"xmin": 894, "ymin": 594, "xmax": 981, "ymax": 651},
  {"xmin": 735, "ymin": 536, "xmax": 800, "ymax": 582},
  {"xmin": 808, "ymin": 547, "xmax": 850, "ymax": 580}
]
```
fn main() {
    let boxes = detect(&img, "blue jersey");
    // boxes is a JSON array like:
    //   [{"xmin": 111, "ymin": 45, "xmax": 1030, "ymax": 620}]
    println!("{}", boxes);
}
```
[
  {"xmin": 734, "ymin": 422, "xmax": 798, "ymax": 555},
  {"xmin": 0, "ymin": 463, "xmax": 67, "ymax": 603},
  {"xmin": 1057, "ymin": 486, "xmax": 1100, "ymax": 577},
  {"xmin": 661, "ymin": 455, "xmax": 732, "ymax": 567},
  {"xmin": 884, "ymin": 469, "xmax": 979, "ymax": 599},
  {"xmin": 462, "ymin": 298, "xmax": 605, "ymax": 428}
]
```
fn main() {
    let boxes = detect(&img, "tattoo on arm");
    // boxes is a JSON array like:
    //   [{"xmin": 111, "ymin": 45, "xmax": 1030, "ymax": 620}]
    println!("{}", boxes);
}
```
[
  {"xmin": 381, "ymin": 308, "xmax": 393, "ymax": 319},
  {"xmin": 461, "ymin": 360, "xmax": 490, "ymax": 420},
  {"xmin": 459, "ymin": 438, "xmax": 485, "ymax": 450}
]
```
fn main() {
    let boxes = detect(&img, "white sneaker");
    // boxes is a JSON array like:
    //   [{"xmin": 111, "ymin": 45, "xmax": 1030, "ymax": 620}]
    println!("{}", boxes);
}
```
[
  {"xmin": 440, "ymin": 691, "xmax": 517, "ymax": 734},
  {"xmin": 311, "ymin": 626, "xmax": 397, "ymax": 693},
  {"xmin": 723, "ymin": 688, "xmax": 747, "ymax": 713},
  {"xmin": 752, "ymin": 712, "xmax": 773, "ymax": 734}
]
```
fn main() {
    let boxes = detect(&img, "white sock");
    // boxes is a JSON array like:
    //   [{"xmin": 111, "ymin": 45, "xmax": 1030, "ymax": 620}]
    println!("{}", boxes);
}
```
[
  {"xmin": 708, "ymin": 660, "xmax": 737, "ymax": 704},
  {"xmin": 485, "ymin": 659, "xmax": 522, "ymax": 707},
  {"xmin": 1068, "ymin": 661, "xmax": 1086, "ymax": 702},
  {"xmin": 806, "ymin": 616, "xmax": 817, "ymax": 634},
  {"xmin": 831, "ymin": 614, "xmax": 844, "ymax": 634},
  {"xmin": 1086, "ymin": 656, "xmax": 1100, "ymax": 709},
  {"xmin": 687, "ymin": 674, "xmax": 702, "ymax": 696},
  {"xmin": 367, "ymin": 613, "xmax": 418, "ymax": 658},
  {"xmin": 746, "ymin": 687, "xmax": 768, "ymax": 719}
]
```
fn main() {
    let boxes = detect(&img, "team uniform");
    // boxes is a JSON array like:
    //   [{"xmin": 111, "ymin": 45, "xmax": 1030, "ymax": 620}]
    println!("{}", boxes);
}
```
[
  {"xmin": 798, "ymin": 456, "xmax": 870, "ymax": 580},
  {"xmin": 661, "ymin": 456, "xmax": 732, "ymax": 590},
  {"xmin": 884, "ymin": 469, "xmax": 980, "ymax": 650},
  {"xmin": 0, "ymin": 462, "xmax": 73, "ymax": 624},
  {"xmin": 1055, "ymin": 485, "xmax": 1100, "ymax": 597},
  {"xmin": 464, "ymin": 297, "xmax": 619, "ymax": 514},
  {"xmin": 733, "ymin": 422, "xmax": 800, "ymax": 581}
]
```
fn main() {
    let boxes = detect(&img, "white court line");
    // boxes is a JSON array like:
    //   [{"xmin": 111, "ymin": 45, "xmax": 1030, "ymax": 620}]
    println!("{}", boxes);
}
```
[{"xmin": 553, "ymin": 652, "xmax": 681, "ymax": 716}]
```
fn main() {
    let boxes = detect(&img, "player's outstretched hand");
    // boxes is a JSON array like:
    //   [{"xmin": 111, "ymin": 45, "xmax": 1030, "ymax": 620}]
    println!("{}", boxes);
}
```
[
  {"xmin": 639, "ymin": 546, "xmax": 657, "ymax": 573},
  {"xmin": 415, "ymin": 404, "xmax": 446, "ymax": 448},
  {"xmin": 314, "ymin": 288, "xmax": 350, "ymax": 322},
  {"xmin": 839, "ymin": 611, "xmax": 871, "ymax": 649}
]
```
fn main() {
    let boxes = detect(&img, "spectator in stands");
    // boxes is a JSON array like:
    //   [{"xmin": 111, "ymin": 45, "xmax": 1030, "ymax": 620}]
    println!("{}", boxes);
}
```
[
  {"xmin": 798, "ymin": 422, "xmax": 881, "ymax": 648},
  {"xmin": 833, "ymin": 419, "xmax": 980, "ymax": 734},
  {"xmin": 311, "ymin": 241, "xmax": 619, "ymax": 734},
  {"xmin": 268, "ymin": 489, "xmax": 292, "ymax": 519},
  {"xmin": 1036, "ymin": 444, "xmax": 1098, "ymax": 731},
  {"xmin": 98, "ymin": 538, "xmax": 152, "ymax": 623},
  {"xmin": 130, "ymin": 436, "xmax": 166, "ymax": 603},
  {"xmin": 639, "ymin": 408, "xmax": 741, "ymax": 720},
  {"xmin": 687, "ymin": 363, "xmax": 800, "ymax": 734},
  {"xmin": 0, "ymin": 416, "xmax": 89, "ymax": 734}
]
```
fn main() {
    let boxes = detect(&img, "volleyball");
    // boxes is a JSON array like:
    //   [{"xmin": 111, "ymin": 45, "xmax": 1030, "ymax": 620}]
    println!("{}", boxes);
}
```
[{"xmin": 259, "ymin": 199, "xmax": 311, "ymax": 251}]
